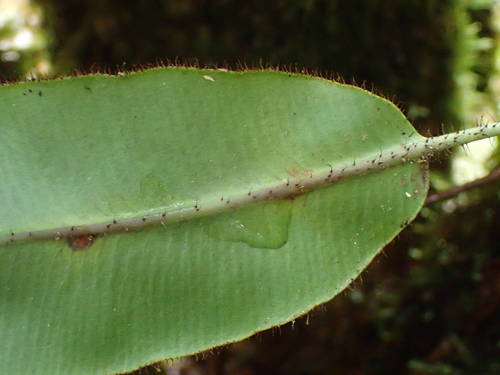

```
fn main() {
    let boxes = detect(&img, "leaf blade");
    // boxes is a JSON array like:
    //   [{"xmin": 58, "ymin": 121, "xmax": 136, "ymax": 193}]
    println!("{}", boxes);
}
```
[{"xmin": 0, "ymin": 68, "xmax": 428, "ymax": 374}]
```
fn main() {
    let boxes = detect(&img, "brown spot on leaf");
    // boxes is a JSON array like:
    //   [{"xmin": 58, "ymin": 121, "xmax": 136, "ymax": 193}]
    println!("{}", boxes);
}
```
[{"xmin": 68, "ymin": 234, "xmax": 96, "ymax": 250}]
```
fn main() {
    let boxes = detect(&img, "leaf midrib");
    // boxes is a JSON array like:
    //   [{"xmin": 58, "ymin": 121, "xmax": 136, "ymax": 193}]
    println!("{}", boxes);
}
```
[{"xmin": 3, "ymin": 122, "xmax": 498, "ymax": 245}]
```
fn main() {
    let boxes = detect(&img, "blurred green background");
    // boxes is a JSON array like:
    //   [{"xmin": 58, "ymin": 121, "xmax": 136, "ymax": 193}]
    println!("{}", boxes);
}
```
[{"xmin": 1, "ymin": 1, "xmax": 499, "ymax": 374}]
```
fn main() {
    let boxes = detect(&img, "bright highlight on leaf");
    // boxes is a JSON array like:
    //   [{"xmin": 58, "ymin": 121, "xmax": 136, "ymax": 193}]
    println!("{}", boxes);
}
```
[{"xmin": 0, "ymin": 68, "xmax": 498, "ymax": 375}]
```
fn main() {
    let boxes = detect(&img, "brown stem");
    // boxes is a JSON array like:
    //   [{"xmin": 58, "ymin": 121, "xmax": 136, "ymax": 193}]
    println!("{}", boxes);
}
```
[{"xmin": 425, "ymin": 167, "xmax": 500, "ymax": 205}]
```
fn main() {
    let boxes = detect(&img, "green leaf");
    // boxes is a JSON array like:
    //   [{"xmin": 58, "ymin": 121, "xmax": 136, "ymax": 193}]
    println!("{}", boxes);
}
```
[{"xmin": 0, "ymin": 68, "xmax": 498, "ymax": 375}]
